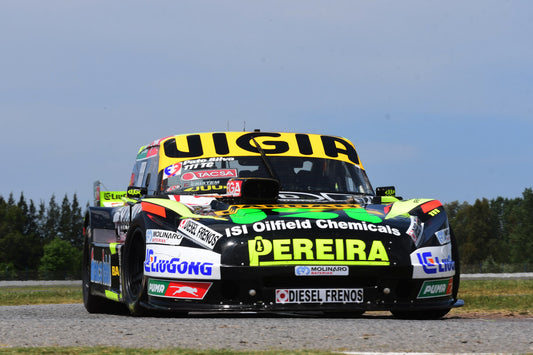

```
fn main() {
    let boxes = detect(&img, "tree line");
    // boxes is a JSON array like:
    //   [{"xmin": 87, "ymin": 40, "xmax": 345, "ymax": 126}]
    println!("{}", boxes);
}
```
[
  {"xmin": 1, "ymin": 188, "xmax": 532, "ymax": 280},
  {"xmin": 445, "ymin": 187, "xmax": 533, "ymax": 273},
  {"xmin": 0, "ymin": 193, "xmax": 84, "ymax": 279}
]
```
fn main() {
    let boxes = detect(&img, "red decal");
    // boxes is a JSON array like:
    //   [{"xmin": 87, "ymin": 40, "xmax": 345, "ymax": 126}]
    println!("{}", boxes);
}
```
[
  {"xmin": 384, "ymin": 204, "xmax": 392, "ymax": 214},
  {"xmin": 165, "ymin": 281, "xmax": 212, "ymax": 299},
  {"xmin": 446, "ymin": 278, "xmax": 453, "ymax": 295},
  {"xmin": 182, "ymin": 169, "xmax": 237, "ymax": 181},
  {"xmin": 421, "ymin": 200, "xmax": 442, "ymax": 213},
  {"xmin": 141, "ymin": 202, "xmax": 166, "ymax": 218},
  {"xmin": 146, "ymin": 147, "xmax": 159, "ymax": 157},
  {"xmin": 226, "ymin": 180, "xmax": 243, "ymax": 197}
]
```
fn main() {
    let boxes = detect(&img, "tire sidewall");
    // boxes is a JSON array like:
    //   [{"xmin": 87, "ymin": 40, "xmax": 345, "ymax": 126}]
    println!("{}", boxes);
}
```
[{"xmin": 122, "ymin": 216, "xmax": 148, "ymax": 315}]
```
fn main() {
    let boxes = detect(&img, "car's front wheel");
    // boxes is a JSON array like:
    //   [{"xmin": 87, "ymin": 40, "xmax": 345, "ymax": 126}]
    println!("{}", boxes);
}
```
[{"xmin": 122, "ymin": 223, "xmax": 148, "ymax": 316}]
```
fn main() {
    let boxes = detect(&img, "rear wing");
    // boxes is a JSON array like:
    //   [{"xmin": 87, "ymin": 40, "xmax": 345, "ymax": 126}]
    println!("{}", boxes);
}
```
[{"xmin": 93, "ymin": 181, "xmax": 127, "ymax": 207}]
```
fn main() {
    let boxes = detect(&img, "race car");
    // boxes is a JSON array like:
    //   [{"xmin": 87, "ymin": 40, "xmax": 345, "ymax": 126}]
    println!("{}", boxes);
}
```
[{"xmin": 83, "ymin": 131, "xmax": 463, "ymax": 318}]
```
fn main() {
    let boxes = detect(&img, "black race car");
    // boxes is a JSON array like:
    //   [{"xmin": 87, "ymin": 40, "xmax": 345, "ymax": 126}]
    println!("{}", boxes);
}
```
[{"xmin": 83, "ymin": 131, "xmax": 463, "ymax": 318}]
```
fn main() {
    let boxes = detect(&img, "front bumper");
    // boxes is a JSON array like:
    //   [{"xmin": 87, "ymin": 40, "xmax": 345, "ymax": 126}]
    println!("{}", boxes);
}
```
[{"xmin": 140, "ymin": 265, "xmax": 461, "ymax": 313}]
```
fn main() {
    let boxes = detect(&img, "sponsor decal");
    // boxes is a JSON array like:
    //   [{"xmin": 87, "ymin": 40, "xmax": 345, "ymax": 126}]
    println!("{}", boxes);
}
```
[
  {"xmin": 146, "ymin": 229, "xmax": 183, "ymax": 246},
  {"xmin": 181, "ymin": 169, "xmax": 237, "ymax": 181},
  {"xmin": 178, "ymin": 219, "xmax": 223, "ymax": 249},
  {"xmin": 226, "ymin": 179, "xmax": 243, "ymax": 197},
  {"xmin": 224, "ymin": 218, "xmax": 400, "ymax": 237},
  {"xmin": 248, "ymin": 236, "xmax": 389, "ymax": 266},
  {"xmin": 407, "ymin": 216, "xmax": 424, "ymax": 245},
  {"xmin": 161, "ymin": 132, "xmax": 361, "ymax": 166},
  {"xmin": 164, "ymin": 162, "xmax": 182, "ymax": 178},
  {"xmin": 295, "ymin": 265, "xmax": 349, "ymax": 276},
  {"xmin": 435, "ymin": 227, "xmax": 451, "ymax": 245},
  {"xmin": 276, "ymin": 288, "xmax": 363, "ymax": 304},
  {"xmin": 144, "ymin": 245, "xmax": 221, "ymax": 280},
  {"xmin": 100, "ymin": 191, "xmax": 127, "ymax": 207},
  {"xmin": 411, "ymin": 245, "xmax": 455, "ymax": 279},
  {"xmin": 278, "ymin": 192, "xmax": 369, "ymax": 202},
  {"xmin": 417, "ymin": 278, "xmax": 453, "ymax": 299},
  {"xmin": 315, "ymin": 219, "xmax": 399, "ymax": 236},
  {"xmin": 147, "ymin": 279, "xmax": 212, "ymax": 299},
  {"xmin": 183, "ymin": 185, "xmax": 225, "ymax": 193},
  {"xmin": 90, "ymin": 249, "xmax": 111, "ymax": 286}
]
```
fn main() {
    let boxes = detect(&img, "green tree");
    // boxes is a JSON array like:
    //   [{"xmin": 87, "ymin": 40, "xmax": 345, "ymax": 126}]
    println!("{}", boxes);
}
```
[
  {"xmin": 58, "ymin": 194, "xmax": 84, "ymax": 250},
  {"xmin": 507, "ymin": 188, "xmax": 533, "ymax": 264},
  {"xmin": 70, "ymin": 194, "xmax": 84, "ymax": 249},
  {"xmin": 58, "ymin": 194, "xmax": 72, "ymax": 241},
  {"xmin": 43, "ymin": 195, "xmax": 60, "ymax": 244},
  {"xmin": 0, "ymin": 194, "xmax": 41, "ymax": 272},
  {"xmin": 38, "ymin": 238, "xmax": 81, "ymax": 279},
  {"xmin": 451, "ymin": 198, "xmax": 499, "ymax": 265}
]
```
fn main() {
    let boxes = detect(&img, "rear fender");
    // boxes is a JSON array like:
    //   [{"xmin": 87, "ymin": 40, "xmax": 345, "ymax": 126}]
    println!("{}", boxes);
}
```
[{"xmin": 87, "ymin": 243, "xmax": 123, "ymax": 302}]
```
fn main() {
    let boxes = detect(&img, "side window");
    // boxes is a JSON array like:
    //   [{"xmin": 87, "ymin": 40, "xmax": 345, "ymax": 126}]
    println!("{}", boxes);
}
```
[
  {"xmin": 129, "ymin": 147, "xmax": 160, "ymax": 195},
  {"xmin": 145, "ymin": 156, "xmax": 160, "ymax": 195},
  {"xmin": 136, "ymin": 161, "xmax": 147, "ymax": 186}
]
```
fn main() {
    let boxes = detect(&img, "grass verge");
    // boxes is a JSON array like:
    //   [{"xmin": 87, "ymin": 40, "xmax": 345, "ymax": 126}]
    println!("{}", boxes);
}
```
[
  {"xmin": 0, "ymin": 285, "xmax": 81, "ymax": 306},
  {"xmin": 452, "ymin": 278, "xmax": 533, "ymax": 316}
]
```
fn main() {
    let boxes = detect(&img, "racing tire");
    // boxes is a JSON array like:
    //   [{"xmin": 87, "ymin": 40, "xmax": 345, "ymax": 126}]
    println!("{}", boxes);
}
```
[
  {"xmin": 450, "ymin": 228, "xmax": 461, "ymax": 302},
  {"xmin": 391, "ymin": 229, "xmax": 461, "ymax": 320},
  {"xmin": 122, "ymin": 222, "xmax": 149, "ymax": 316},
  {"xmin": 82, "ymin": 238, "xmax": 117, "ymax": 314}
]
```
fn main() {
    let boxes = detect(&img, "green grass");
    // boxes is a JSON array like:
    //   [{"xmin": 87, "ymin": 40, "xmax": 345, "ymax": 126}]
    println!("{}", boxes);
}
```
[
  {"xmin": 454, "ymin": 278, "xmax": 533, "ymax": 315},
  {"xmin": 1, "ymin": 279, "xmax": 532, "ymax": 316},
  {"xmin": 0, "ymin": 285, "xmax": 82, "ymax": 306}
]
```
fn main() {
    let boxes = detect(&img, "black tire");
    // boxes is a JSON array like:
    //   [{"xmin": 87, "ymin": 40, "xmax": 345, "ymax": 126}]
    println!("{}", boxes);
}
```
[
  {"xmin": 122, "ymin": 223, "xmax": 148, "ymax": 316},
  {"xmin": 392, "ymin": 229, "xmax": 461, "ymax": 320},
  {"xmin": 82, "ymin": 237, "xmax": 117, "ymax": 313},
  {"xmin": 450, "ymin": 228, "xmax": 461, "ymax": 302}
]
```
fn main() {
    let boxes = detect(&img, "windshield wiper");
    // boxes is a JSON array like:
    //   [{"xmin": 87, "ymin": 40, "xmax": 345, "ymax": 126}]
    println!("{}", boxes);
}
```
[{"xmin": 251, "ymin": 137, "xmax": 280, "ymax": 182}]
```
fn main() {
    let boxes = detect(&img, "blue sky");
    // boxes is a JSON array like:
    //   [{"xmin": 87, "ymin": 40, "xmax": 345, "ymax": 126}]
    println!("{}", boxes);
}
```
[{"xmin": 1, "ymin": 1, "xmax": 532, "ymax": 207}]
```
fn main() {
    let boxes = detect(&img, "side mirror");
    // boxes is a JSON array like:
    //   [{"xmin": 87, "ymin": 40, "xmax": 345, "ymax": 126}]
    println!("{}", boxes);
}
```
[{"xmin": 376, "ymin": 186, "xmax": 396, "ymax": 197}]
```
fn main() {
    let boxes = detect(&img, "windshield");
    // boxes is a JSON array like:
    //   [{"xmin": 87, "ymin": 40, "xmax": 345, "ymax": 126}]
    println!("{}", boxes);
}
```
[{"xmin": 160, "ymin": 156, "xmax": 373, "ymax": 196}]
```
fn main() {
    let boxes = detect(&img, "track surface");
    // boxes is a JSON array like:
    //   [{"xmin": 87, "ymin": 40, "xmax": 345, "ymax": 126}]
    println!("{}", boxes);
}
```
[{"xmin": 0, "ymin": 304, "xmax": 532, "ymax": 353}]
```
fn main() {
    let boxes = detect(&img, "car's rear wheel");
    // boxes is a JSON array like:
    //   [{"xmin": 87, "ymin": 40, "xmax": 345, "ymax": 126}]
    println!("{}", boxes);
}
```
[
  {"xmin": 122, "ymin": 223, "xmax": 148, "ymax": 316},
  {"xmin": 82, "ymin": 237, "xmax": 117, "ymax": 313}
]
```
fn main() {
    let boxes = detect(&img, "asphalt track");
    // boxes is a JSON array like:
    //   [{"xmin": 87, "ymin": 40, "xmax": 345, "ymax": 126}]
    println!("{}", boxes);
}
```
[
  {"xmin": 1, "ymin": 275, "xmax": 532, "ymax": 353},
  {"xmin": 0, "ymin": 303, "xmax": 532, "ymax": 353}
]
